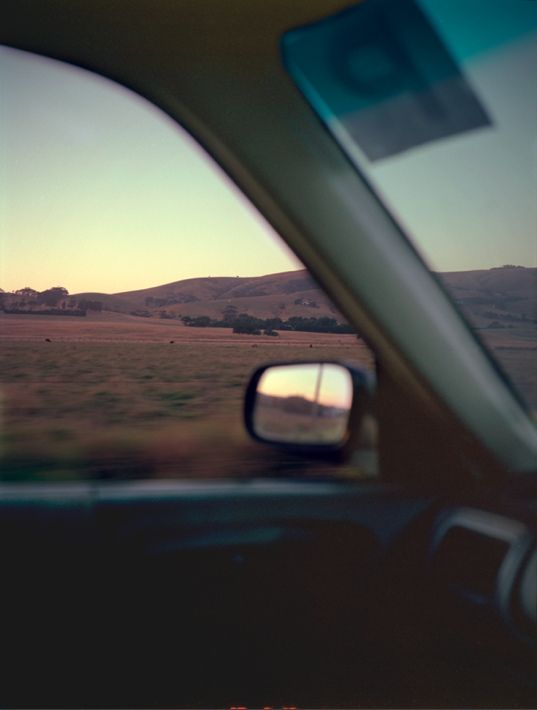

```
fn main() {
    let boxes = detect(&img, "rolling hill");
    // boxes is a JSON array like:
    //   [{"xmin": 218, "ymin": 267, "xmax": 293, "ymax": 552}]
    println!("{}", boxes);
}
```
[
  {"xmin": 74, "ymin": 270, "xmax": 344, "ymax": 320},
  {"xmin": 4, "ymin": 265, "xmax": 534, "ymax": 328},
  {"xmin": 71, "ymin": 265, "xmax": 536, "ymax": 328},
  {"xmin": 437, "ymin": 266, "xmax": 536, "ymax": 328}
]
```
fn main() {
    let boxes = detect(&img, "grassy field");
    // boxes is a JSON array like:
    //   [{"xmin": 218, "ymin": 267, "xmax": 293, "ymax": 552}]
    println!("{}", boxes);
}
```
[
  {"xmin": 254, "ymin": 405, "xmax": 349, "ymax": 444},
  {"xmin": 1, "ymin": 313, "xmax": 535, "ymax": 481},
  {"xmin": 0, "ymin": 314, "xmax": 373, "ymax": 481}
]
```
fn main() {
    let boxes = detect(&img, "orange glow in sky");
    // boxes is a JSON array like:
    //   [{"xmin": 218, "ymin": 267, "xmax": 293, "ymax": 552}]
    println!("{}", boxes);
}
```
[
  {"xmin": 1, "ymin": 46, "xmax": 301, "ymax": 295},
  {"xmin": 258, "ymin": 364, "xmax": 353, "ymax": 409}
]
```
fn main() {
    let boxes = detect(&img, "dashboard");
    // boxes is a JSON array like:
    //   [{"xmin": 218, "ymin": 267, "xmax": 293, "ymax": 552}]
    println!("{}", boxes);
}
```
[{"xmin": 0, "ymin": 478, "xmax": 534, "ymax": 707}]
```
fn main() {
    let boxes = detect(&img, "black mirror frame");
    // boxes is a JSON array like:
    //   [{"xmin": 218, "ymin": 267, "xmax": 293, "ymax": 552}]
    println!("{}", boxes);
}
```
[{"xmin": 244, "ymin": 360, "xmax": 374, "ymax": 458}]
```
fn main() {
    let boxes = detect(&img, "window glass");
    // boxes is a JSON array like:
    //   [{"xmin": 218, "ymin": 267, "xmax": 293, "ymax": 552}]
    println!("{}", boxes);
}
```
[
  {"xmin": 0, "ymin": 46, "xmax": 374, "ymax": 482},
  {"xmin": 283, "ymin": 0, "xmax": 537, "ymax": 417}
]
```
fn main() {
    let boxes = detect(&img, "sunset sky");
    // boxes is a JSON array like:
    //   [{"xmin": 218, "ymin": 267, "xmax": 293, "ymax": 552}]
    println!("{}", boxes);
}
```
[
  {"xmin": 1, "ymin": 45, "xmax": 301, "ymax": 295},
  {"xmin": 2, "ymin": 6, "xmax": 536, "ymax": 297},
  {"xmin": 258, "ymin": 363, "xmax": 353, "ymax": 409}
]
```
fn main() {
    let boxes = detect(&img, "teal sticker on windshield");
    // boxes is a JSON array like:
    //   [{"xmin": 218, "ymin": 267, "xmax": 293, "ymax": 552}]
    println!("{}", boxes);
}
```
[{"xmin": 282, "ymin": 0, "xmax": 492, "ymax": 161}]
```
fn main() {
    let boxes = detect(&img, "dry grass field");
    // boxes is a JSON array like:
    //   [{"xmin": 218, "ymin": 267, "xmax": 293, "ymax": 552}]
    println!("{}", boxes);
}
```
[
  {"xmin": 0, "ymin": 313, "xmax": 372, "ymax": 481},
  {"xmin": 254, "ymin": 405, "xmax": 349, "ymax": 444},
  {"xmin": 1, "ymin": 311, "xmax": 534, "ymax": 482}
]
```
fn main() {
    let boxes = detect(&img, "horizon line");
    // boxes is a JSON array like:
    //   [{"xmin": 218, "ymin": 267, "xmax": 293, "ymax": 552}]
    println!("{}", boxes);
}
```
[{"xmin": 2, "ymin": 263, "xmax": 534, "ymax": 296}]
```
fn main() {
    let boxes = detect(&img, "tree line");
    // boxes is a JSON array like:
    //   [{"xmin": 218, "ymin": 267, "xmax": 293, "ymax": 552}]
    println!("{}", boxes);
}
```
[
  {"xmin": 1, "ymin": 286, "xmax": 104, "ymax": 315},
  {"xmin": 181, "ymin": 309, "xmax": 355, "ymax": 335}
]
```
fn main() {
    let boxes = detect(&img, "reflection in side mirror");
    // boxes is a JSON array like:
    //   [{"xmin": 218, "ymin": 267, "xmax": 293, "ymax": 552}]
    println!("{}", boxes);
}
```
[{"xmin": 245, "ymin": 362, "xmax": 368, "ymax": 449}]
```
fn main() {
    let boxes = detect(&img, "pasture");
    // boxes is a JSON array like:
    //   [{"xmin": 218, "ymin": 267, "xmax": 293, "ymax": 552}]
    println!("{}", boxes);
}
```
[
  {"xmin": 0, "ymin": 313, "xmax": 372, "ymax": 481},
  {"xmin": 1, "ymin": 313, "xmax": 535, "ymax": 481}
]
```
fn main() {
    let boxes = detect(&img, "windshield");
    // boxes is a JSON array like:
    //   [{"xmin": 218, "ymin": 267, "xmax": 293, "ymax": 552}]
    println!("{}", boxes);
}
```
[{"xmin": 283, "ymin": 0, "xmax": 537, "ymax": 416}]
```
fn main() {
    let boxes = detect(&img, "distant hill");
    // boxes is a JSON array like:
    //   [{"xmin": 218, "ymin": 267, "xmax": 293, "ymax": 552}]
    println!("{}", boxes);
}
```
[
  {"xmin": 438, "ymin": 266, "xmax": 536, "ymax": 328},
  {"xmin": 74, "ymin": 270, "xmax": 344, "ymax": 321},
  {"xmin": 4, "ymin": 265, "xmax": 534, "ymax": 328},
  {"xmin": 71, "ymin": 265, "xmax": 536, "ymax": 328}
]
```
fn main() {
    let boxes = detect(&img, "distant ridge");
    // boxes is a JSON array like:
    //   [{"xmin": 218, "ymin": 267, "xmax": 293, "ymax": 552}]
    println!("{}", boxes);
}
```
[
  {"xmin": 69, "ymin": 266, "xmax": 537, "ymax": 327},
  {"xmin": 437, "ymin": 266, "xmax": 536, "ymax": 327},
  {"xmin": 73, "ymin": 269, "xmax": 344, "ymax": 321},
  {"xmin": 4, "ymin": 266, "xmax": 534, "ymax": 327}
]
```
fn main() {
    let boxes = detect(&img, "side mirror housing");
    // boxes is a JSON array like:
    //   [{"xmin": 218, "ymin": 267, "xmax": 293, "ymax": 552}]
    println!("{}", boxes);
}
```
[{"xmin": 244, "ymin": 361, "xmax": 374, "ymax": 455}]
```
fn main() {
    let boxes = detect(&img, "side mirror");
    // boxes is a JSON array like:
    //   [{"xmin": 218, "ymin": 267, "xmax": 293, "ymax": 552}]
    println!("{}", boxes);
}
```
[{"xmin": 244, "ymin": 361, "xmax": 373, "ymax": 454}]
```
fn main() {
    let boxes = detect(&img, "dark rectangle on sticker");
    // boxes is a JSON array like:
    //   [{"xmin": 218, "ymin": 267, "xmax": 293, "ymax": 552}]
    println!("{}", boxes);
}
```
[{"xmin": 283, "ymin": 0, "xmax": 492, "ymax": 161}]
